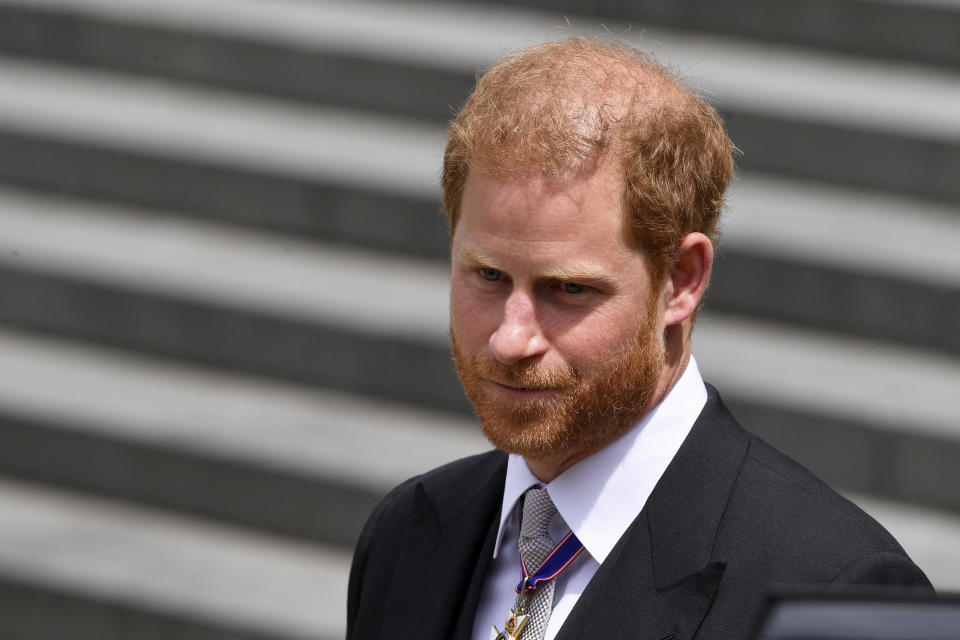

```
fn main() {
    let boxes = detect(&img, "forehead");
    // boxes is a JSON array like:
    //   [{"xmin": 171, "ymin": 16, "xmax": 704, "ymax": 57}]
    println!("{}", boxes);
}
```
[
  {"xmin": 452, "ymin": 163, "xmax": 648, "ymax": 276},
  {"xmin": 457, "ymin": 163, "xmax": 624, "ymax": 239}
]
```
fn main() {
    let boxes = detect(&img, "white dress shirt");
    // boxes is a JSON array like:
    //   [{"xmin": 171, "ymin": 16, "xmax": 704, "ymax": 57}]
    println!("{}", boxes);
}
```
[{"xmin": 471, "ymin": 357, "xmax": 708, "ymax": 640}]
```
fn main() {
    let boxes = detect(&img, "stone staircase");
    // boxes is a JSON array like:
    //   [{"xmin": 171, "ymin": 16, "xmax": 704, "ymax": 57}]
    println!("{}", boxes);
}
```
[{"xmin": 0, "ymin": 0, "xmax": 958, "ymax": 637}]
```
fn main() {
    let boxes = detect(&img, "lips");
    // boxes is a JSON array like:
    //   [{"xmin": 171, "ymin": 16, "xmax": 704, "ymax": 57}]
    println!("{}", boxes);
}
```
[
  {"xmin": 489, "ymin": 379, "xmax": 546, "ymax": 391},
  {"xmin": 488, "ymin": 380, "xmax": 559, "ymax": 397},
  {"xmin": 495, "ymin": 382, "xmax": 543, "ymax": 391}
]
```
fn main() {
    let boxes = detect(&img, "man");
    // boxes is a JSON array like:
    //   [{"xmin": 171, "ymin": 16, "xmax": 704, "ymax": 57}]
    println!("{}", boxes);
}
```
[{"xmin": 346, "ymin": 38, "xmax": 930, "ymax": 640}]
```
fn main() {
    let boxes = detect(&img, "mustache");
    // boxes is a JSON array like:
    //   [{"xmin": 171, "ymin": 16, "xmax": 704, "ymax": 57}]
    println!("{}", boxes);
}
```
[{"xmin": 470, "ymin": 355, "xmax": 582, "ymax": 390}]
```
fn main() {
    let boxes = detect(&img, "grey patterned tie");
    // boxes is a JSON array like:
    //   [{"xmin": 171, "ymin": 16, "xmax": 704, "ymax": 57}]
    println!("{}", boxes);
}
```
[{"xmin": 518, "ymin": 487, "xmax": 558, "ymax": 640}]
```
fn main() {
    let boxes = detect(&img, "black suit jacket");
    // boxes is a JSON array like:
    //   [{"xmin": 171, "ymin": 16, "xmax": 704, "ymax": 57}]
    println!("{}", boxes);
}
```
[{"xmin": 346, "ymin": 386, "xmax": 931, "ymax": 640}]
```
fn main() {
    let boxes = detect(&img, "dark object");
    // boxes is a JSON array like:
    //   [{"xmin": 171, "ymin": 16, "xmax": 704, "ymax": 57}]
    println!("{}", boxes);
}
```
[{"xmin": 751, "ymin": 591, "xmax": 960, "ymax": 639}]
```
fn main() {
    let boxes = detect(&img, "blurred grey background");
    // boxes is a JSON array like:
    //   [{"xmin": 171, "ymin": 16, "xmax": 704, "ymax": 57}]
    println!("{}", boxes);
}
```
[{"xmin": 0, "ymin": 0, "xmax": 958, "ymax": 638}]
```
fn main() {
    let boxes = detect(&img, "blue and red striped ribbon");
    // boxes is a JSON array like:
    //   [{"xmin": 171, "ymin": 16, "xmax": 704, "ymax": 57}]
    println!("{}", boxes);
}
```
[{"xmin": 516, "ymin": 530, "xmax": 585, "ymax": 593}]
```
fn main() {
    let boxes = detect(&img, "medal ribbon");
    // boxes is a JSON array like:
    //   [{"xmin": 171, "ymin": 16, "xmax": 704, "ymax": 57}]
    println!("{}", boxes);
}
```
[{"xmin": 515, "ymin": 530, "xmax": 585, "ymax": 593}]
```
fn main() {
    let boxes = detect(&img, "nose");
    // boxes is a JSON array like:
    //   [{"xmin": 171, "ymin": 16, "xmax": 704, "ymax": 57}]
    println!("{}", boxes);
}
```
[{"xmin": 489, "ymin": 289, "xmax": 548, "ymax": 365}]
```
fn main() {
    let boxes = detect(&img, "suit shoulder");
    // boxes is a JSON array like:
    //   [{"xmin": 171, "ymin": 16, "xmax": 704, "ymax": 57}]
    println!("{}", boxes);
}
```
[
  {"xmin": 358, "ymin": 449, "xmax": 506, "ymax": 539},
  {"xmin": 378, "ymin": 449, "xmax": 506, "ymax": 512},
  {"xmin": 347, "ymin": 449, "xmax": 506, "ymax": 638},
  {"xmin": 417, "ymin": 449, "xmax": 507, "ymax": 487},
  {"xmin": 700, "ymin": 431, "xmax": 930, "ymax": 640},
  {"xmin": 731, "ymin": 433, "xmax": 909, "ymax": 561}
]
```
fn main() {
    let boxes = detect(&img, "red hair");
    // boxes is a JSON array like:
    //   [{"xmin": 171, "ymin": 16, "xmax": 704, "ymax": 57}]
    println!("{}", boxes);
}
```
[{"xmin": 442, "ymin": 38, "xmax": 735, "ymax": 282}]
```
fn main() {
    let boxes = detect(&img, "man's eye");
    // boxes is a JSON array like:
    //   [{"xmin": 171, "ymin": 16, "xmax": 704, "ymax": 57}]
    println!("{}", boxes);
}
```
[
  {"xmin": 480, "ymin": 268, "xmax": 502, "ymax": 282},
  {"xmin": 562, "ymin": 282, "xmax": 585, "ymax": 294}
]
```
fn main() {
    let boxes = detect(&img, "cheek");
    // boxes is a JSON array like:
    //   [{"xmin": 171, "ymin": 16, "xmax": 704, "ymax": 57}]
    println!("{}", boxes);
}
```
[
  {"xmin": 449, "ymin": 283, "xmax": 497, "ymax": 347},
  {"xmin": 552, "ymin": 304, "xmax": 644, "ymax": 365},
  {"xmin": 556, "ymin": 332, "xmax": 615, "ymax": 369}
]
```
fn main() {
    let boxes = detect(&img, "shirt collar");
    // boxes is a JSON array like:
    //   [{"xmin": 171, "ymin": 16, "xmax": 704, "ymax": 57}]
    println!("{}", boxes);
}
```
[{"xmin": 492, "ymin": 356, "xmax": 707, "ymax": 563}]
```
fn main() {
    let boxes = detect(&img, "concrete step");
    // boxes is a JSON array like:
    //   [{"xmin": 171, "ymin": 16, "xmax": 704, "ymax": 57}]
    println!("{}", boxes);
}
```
[
  {"xmin": 0, "ymin": 325, "xmax": 487, "ymax": 545},
  {"xmin": 0, "ymin": 54, "xmax": 450, "ymax": 260},
  {"xmin": 0, "ymin": 0, "xmax": 475, "ymax": 122},
  {"xmin": 0, "ymin": 9, "xmax": 958, "ymax": 202},
  {"xmin": 3, "ymin": 0, "xmax": 958, "ymax": 73},
  {"xmin": 0, "ymin": 188, "xmax": 467, "ymax": 413},
  {"xmin": 457, "ymin": 0, "xmax": 960, "ymax": 69},
  {"xmin": 716, "ymin": 174, "xmax": 960, "ymax": 355},
  {"xmin": 0, "ymin": 476, "xmax": 350, "ymax": 640},
  {"xmin": 695, "ymin": 313, "xmax": 960, "ymax": 513}
]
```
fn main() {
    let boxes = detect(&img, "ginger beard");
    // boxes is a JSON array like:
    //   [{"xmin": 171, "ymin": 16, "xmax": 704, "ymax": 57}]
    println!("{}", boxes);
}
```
[{"xmin": 451, "ymin": 295, "xmax": 665, "ymax": 461}]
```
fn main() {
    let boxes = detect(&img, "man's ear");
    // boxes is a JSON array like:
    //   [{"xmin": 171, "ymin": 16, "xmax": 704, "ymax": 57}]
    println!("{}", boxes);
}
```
[{"xmin": 662, "ymin": 232, "xmax": 713, "ymax": 327}]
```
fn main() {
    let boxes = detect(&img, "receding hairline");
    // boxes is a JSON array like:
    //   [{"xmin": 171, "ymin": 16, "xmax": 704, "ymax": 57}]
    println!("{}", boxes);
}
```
[
  {"xmin": 442, "ymin": 36, "xmax": 736, "ymax": 289},
  {"xmin": 445, "ymin": 38, "xmax": 705, "ymax": 188}
]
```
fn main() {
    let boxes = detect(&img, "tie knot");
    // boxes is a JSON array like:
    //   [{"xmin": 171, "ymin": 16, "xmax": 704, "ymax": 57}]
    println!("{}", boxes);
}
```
[{"xmin": 520, "ymin": 487, "xmax": 556, "ymax": 543}]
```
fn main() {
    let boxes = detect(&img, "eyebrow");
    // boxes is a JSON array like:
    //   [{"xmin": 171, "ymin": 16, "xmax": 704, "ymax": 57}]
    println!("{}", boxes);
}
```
[
  {"xmin": 457, "ymin": 246, "xmax": 617, "ymax": 289},
  {"xmin": 541, "ymin": 264, "xmax": 618, "ymax": 289},
  {"xmin": 457, "ymin": 246, "xmax": 494, "ymax": 266}
]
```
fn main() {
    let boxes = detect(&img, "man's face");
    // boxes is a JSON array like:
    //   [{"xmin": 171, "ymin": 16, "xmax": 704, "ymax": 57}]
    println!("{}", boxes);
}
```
[{"xmin": 449, "ymin": 162, "xmax": 667, "ymax": 462}]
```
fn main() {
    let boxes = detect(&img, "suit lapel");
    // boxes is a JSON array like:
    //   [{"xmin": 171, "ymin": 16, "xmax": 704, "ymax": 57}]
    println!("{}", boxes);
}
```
[
  {"xmin": 452, "ymin": 512, "xmax": 501, "ymax": 639},
  {"xmin": 382, "ymin": 452, "xmax": 507, "ymax": 639},
  {"xmin": 558, "ymin": 387, "xmax": 749, "ymax": 640}
]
